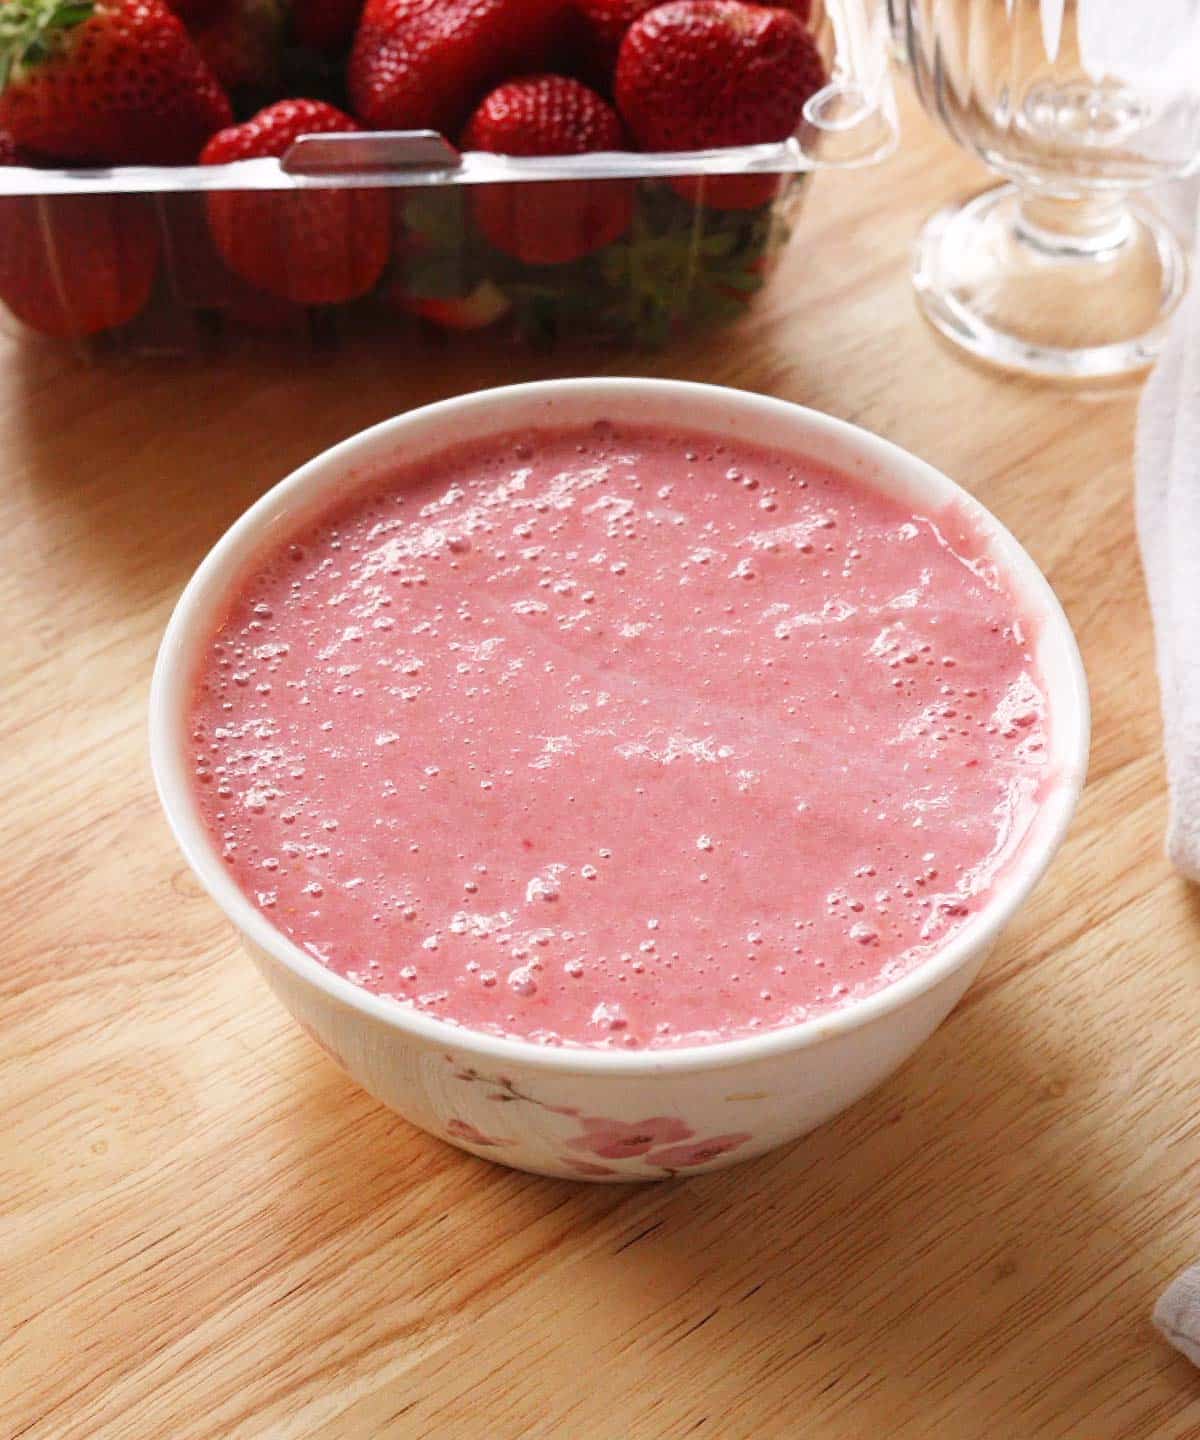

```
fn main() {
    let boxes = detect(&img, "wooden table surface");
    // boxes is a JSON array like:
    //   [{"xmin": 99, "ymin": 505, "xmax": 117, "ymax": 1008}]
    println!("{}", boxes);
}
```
[{"xmin": 6, "ymin": 93, "xmax": 1200, "ymax": 1439}]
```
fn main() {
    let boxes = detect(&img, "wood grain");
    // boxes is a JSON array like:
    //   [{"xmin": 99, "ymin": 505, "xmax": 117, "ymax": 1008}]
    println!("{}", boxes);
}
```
[{"xmin": 5, "ymin": 92, "xmax": 1200, "ymax": 1439}]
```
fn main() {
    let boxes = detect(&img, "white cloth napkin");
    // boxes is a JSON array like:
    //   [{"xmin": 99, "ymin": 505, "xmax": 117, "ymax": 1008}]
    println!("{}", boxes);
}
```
[
  {"xmin": 1155, "ymin": 1266, "xmax": 1200, "ymax": 1367},
  {"xmin": 1136, "ymin": 180, "xmax": 1200, "ymax": 880},
  {"xmin": 1136, "ymin": 179, "xmax": 1200, "ymax": 1366}
]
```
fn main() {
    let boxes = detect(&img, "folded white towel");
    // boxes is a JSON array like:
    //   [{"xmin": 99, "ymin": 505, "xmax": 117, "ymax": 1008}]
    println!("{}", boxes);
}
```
[
  {"xmin": 1154, "ymin": 1265, "xmax": 1200, "ymax": 1367},
  {"xmin": 1137, "ymin": 181, "xmax": 1200, "ymax": 1367},
  {"xmin": 1136, "ymin": 181, "xmax": 1200, "ymax": 880}
]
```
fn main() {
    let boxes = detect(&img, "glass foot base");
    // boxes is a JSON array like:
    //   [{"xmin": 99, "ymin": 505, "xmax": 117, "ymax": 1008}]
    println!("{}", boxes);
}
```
[{"xmin": 913, "ymin": 182, "xmax": 1189, "ymax": 381}]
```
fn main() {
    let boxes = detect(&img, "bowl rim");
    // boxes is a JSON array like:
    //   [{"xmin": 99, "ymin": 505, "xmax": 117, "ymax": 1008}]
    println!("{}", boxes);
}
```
[{"xmin": 149, "ymin": 378, "xmax": 1090, "ymax": 1076}]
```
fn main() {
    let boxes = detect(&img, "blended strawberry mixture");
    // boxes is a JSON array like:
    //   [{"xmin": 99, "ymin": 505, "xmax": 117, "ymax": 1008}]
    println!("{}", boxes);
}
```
[{"xmin": 189, "ymin": 420, "xmax": 1050, "ymax": 1049}]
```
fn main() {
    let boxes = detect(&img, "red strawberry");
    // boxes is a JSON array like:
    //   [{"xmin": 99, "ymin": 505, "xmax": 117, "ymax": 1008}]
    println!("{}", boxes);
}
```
[
  {"xmin": 462, "ymin": 74, "xmax": 631, "ymax": 265},
  {"xmin": 570, "ymin": 0, "xmax": 652, "ymax": 82},
  {"xmin": 0, "ymin": 134, "xmax": 160, "ymax": 336},
  {"xmin": 0, "ymin": 0, "xmax": 232, "ymax": 165},
  {"xmin": 191, "ymin": 0, "xmax": 285, "ymax": 99},
  {"xmin": 348, "ymin": 0, "xmax": 568, "ymax": 138},
  {"xmin": 556, "ymin": 0, "xmax": 634, "ymax": 89},
  {"xmin": 291, "ymin": 0, "xmax": 362, "ymax": 53},
  {"xmin": 615, "ymin": 0, "xmax": 825, "ymax": 209},
  {"xmin": 201, "ymin": 99, "xmax": 391, "ymax": 306},
  {"xmin": 570, "ymin": 0, "xmax": 811, "ymax": 89},
  {"xmin": 399, "ymin": 279, "xmax": 512, "ymax": 330}
]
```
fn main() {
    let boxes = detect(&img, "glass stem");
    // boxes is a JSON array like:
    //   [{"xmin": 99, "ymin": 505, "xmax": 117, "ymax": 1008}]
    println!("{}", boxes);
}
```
[{"xmin": 1014, "ymin": 190, "xmax": 1136, "ymax": 262}]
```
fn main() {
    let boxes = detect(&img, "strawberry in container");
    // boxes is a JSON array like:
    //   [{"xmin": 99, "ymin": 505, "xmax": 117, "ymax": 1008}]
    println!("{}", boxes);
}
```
[
  {"xmin": 392, "ymin": 184, "xmax": 515, "ymax": 334},
  {"xmin": 0, "ymin": 0, "xmax": 232, "ymax": 163},
  {"xmin": 418, "ymin": 0, "xmax": 828, "ymax": 346},
  {"xmin": 348, "ymin": 0, "xmax": 570, "ymax": 135},
  {"xmin": 616, "ymin": 0, "xmax": 827, "ymax": 210},
  {"xmin": 568, "ymin": 0, "xmax": 811, "ymax": 91},
  {"xmin": 394, "ymin": 73, "xmax": 636, "ymax": 337},
  {"xmin": 342, "ymin": 0, "xmax": 832, "ymax": 346},
  {"xmin": 201, "ymin": 99, "xmax": 391, "ymax": 307},
  {"xmin": 186, "ymin": 0, "xmax": 288, "ymax": 115},
  {"xmin": 462, "ymin": 75, "xmax": 632, "ymax": 266},
  {"xmin": 391, "ymin": 74, "xmax": 636, "ymax": 338},
  {"xmin": 0, "ymin": 0, "xmax": 232, "ymax": 341},
  {"xmin": 0, "ymin": 131, "xmax": 161, "ymax": 339},
  {"xmin": 0, "ymin": 0, "xmax": 896, "ymax": 354}
]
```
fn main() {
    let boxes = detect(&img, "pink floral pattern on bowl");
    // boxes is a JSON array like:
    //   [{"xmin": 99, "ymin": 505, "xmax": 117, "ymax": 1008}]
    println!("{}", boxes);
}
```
[
  {"xmin": 446, "ymin": 1117, "xmax": 513, "ymax": 1148},
  {"xmin": 643, "ymin": 1133, "xmax": 752, "ymax": 1169},
  {"xmin": 566, "ymin": 1115, "xmax": 694, "ymax": 1160},
  {"xmin": 441, "ymin": 1056, "xmax": 754, "ymax": 1177}
]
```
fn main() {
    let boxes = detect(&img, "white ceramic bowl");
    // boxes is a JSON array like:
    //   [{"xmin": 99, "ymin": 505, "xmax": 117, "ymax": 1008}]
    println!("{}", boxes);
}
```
[{"xmin": 150, "ymin": 379, "xmax": 1089, "ymax": 1181}]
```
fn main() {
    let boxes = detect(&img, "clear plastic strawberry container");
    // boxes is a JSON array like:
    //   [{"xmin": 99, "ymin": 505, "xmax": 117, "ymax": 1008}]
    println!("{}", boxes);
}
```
[{"xmin": 0, "ymin": 0, "xmax": 895, "ymax": 359}]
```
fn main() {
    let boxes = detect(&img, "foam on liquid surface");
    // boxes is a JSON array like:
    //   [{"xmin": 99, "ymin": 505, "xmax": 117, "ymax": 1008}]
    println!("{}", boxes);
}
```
[{"xmin": 190, "ymin": 421, "xmax": 1050, "ymax": 1049}]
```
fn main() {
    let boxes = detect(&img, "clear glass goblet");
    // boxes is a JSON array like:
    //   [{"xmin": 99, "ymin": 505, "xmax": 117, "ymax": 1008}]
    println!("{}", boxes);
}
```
[{"xmin": 893, "ymin": 0, "xmax": 1200, "ymax": 378}]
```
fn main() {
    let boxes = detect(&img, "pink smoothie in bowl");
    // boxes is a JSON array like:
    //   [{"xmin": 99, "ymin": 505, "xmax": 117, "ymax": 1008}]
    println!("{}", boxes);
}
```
[
  {"xmin": 191, "ymin": 424, "xmax": 1049, "ymax": 1050},
  {"xmin": 152, "ymin": 381, "xmax": 1088, "ymax": 1178}
]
